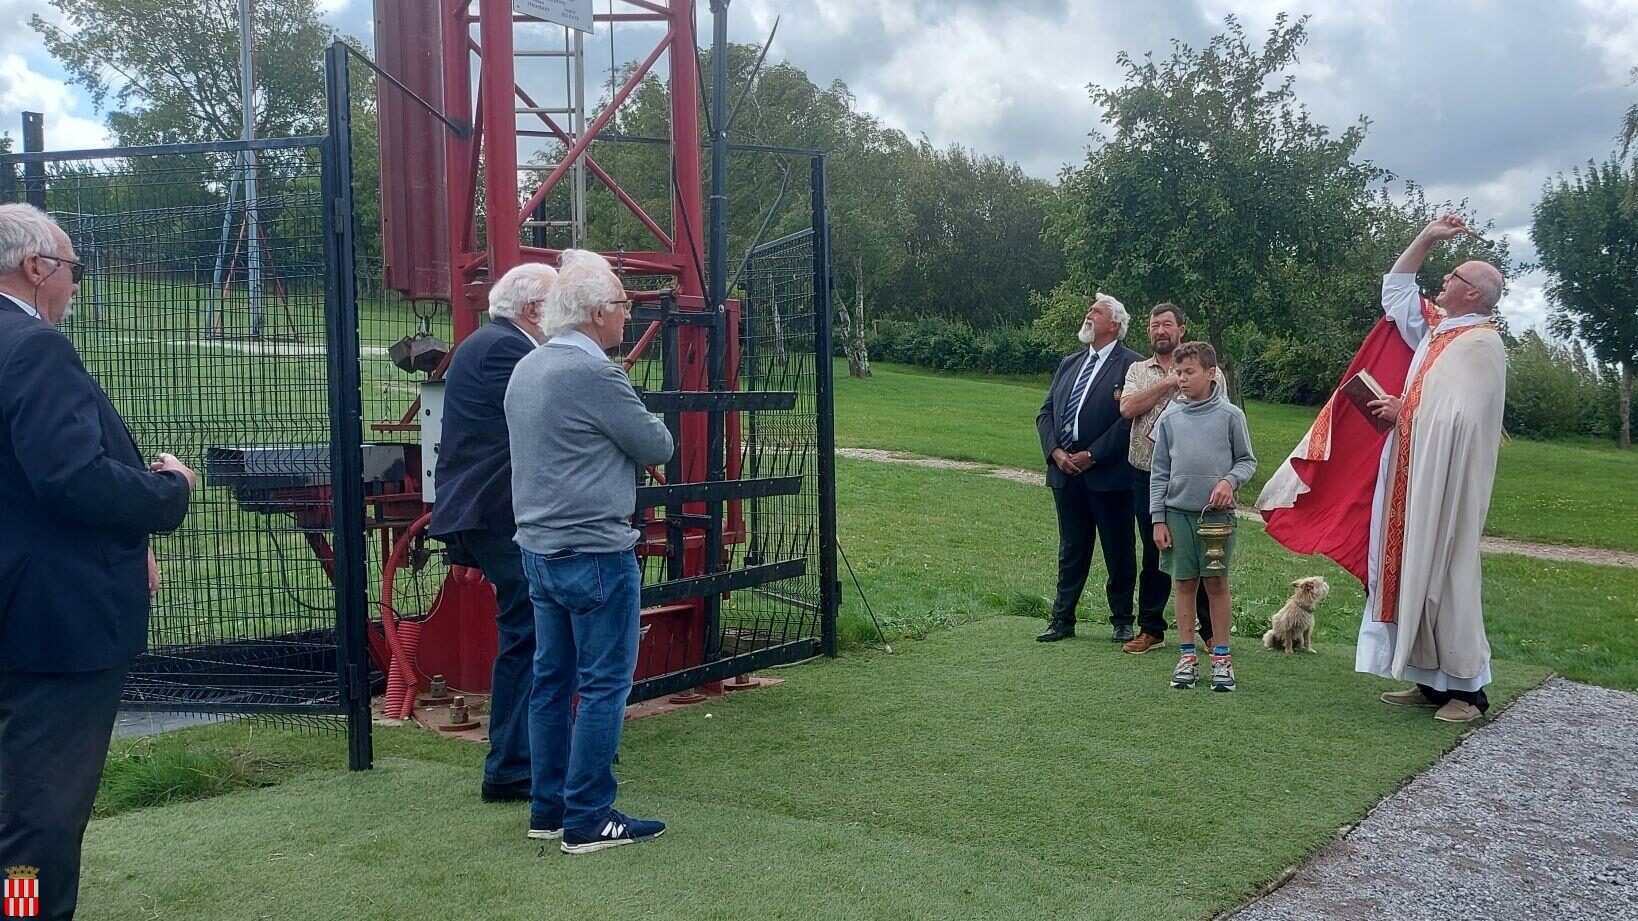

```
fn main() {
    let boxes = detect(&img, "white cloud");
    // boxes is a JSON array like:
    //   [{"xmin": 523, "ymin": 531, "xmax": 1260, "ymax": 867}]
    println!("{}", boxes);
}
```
[
  {"xmin": 0, "ymin": 52, "xmax": 109, "ymax": 150},
  {"xmin": 1424, "ymin": 163, "xmax": 1554, "ymax": 232},
  {"xmin": 0, "ymin": 1, "xmax": 52, "ymax": 51},
  {"xmin": 1497, "ymin": 267, "xmax": 1552, "ymax": 335},
  {"xmin": 1579, "ymin": 0, "xmax": 1638, "ymax": 84}
]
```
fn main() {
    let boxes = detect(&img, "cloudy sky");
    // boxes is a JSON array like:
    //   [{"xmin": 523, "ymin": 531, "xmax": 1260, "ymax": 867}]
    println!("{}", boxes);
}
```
[{"xmin": 3, "ymin": 0, "xmax": 1636, "ymax": 333}]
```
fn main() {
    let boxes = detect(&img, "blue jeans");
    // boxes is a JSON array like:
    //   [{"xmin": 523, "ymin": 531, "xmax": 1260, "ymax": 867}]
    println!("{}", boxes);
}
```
[
  {"xmin": 451, "ymin": 530, "xmax": 536, "ymax": 786},
  {"xmin": 523, "ymin": 548, "xmax": 641, "ymax": 832}
]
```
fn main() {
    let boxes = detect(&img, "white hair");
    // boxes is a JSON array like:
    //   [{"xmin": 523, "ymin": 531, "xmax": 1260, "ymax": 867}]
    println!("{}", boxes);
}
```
[
  {"xmin": 1098, "ymin": 292, "xmax": 1130, "ymax": 338},
  {"xmin": 541, "ymin": 249, "xmax": 624, "ymax": 338},
  {"xmin": 488, "ymin": 262, "xmax": 558, "ymax": 319},
  {"xmin": 0, "ymin": 203, "xmax": 62, "ymax": 275},
  {"xmin": 1079, "ymin": 292, "xmax": 1130, "ymax": 344}
]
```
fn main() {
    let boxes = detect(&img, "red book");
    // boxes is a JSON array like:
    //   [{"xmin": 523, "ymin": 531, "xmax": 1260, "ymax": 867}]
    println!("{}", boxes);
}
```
[{"xmin": 1340, "ymin": 369, "xmax": 1393, "ymax": 434}]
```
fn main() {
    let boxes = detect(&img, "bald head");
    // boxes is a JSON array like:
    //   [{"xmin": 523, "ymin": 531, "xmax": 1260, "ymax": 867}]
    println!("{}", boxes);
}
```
[{"xmin": 1435, "ymin": 260, "xmax": 1503, "ymax": 317}]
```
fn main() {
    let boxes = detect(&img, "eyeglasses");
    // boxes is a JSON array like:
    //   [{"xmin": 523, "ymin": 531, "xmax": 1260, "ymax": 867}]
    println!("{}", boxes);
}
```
[
  {"xmin": 608, "ymin": 299, "xmax": 633, "ymax": 311},
  {"xmin": 1448, "ymin": 267, "xmax": 1474, "ymax": 289},
  {"xmin": 39, "ymin": 254, "xmax": 85, "ymax": 284}
]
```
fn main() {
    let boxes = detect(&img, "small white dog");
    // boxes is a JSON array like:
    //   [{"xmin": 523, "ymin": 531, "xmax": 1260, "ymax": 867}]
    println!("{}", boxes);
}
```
[{"xmin": 1262, "ymin": 576, "xmax": 1330, "ymax": 654}]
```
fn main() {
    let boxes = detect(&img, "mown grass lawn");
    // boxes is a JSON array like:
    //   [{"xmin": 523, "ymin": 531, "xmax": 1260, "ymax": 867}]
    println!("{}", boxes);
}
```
[
  {"xmin": 835, "ymin": 360, "xmax": 1638, "ymax": 553},
  {"xmin": 85, "ymin": 611, "xmax": 1546, "ymax": 921}
]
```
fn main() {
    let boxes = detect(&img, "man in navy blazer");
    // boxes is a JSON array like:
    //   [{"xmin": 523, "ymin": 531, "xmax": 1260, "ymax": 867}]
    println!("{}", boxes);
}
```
[
  {"xmin": 1035, "ymin": 294, "xmax": 1143, "ymax": 643},
  {"xmin": 0, "ymin": 204, "xmax": 194, "ymax": 920},
  {"xmin": 429, "ymin": 262, "xmax": 556, "ymax": 804}
]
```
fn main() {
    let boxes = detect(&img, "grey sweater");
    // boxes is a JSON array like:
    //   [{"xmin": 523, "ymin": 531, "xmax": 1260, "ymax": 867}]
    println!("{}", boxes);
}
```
[
  {"xmin": 505, "ymin": 341, "xmax": 674, "ymax": 554},
  {"xmin": 1149, "ymin": 384, "xmax": 1257, "ymax": 523}
]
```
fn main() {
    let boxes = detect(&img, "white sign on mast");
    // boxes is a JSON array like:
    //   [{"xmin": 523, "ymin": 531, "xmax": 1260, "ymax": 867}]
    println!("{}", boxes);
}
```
[{"xmin": 514, "ymin": 0, "xmax": 594, "ymax": 33}]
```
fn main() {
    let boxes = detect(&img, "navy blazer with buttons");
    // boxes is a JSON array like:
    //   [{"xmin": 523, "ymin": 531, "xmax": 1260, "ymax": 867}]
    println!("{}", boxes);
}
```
[
  {"xmin": 0, "ymin": 296, "xmax": 192, "ymax": 673},
  {"xmin": 1036, "ymin": 342, "xmax": 1143, "ymax": 491},
  {"xmin": 428, "ymin": 316, "xmax": 536, "ymax": 541}
]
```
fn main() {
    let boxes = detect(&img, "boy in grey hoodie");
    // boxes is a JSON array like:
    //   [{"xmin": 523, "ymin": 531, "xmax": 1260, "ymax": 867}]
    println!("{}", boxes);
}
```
[{"xmin": 1150, "ymin": 342, "xmax": 1256, "ymax": 692}]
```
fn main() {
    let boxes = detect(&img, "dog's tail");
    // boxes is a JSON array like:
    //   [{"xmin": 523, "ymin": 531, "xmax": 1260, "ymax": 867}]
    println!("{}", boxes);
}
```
[{"xmin": 1262, "ymin": 629, "xmax": 1276, "ymax": 649}]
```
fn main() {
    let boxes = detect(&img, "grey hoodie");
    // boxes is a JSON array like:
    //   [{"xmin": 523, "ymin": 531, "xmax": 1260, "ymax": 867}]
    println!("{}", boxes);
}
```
[{"xmin": 1148, "ymin": 382, "xmax": 1256, "ymax": 523}]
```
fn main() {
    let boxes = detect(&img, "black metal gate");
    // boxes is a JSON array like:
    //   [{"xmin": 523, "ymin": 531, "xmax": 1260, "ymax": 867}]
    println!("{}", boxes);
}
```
[
  {"xmin": 616, "ymin": 156, "xmax": 840, "ymax": 701},
  {"xmin": 0, "ymin": 55, "xmax": 373, "ymax": 768}
]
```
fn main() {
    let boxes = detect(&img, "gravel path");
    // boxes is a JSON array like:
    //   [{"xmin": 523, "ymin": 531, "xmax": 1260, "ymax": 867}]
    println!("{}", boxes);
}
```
[
  {"xmin": 836, "ymin": 448, "xmax": 1638, "ymax": 568},
  {"xmin": 1221, "ymin": 678, "xmax": 1638, "ymax": 921}
]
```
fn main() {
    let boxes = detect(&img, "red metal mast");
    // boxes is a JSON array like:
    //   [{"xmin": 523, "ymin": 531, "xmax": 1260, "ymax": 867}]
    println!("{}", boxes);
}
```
[
  {"xmin": 373, "ymin": 0, "xmax": 725, "ymax": 701},
  {"xmin": 442, "ymin": 0, "xmax": 704, "ymax": 328}
]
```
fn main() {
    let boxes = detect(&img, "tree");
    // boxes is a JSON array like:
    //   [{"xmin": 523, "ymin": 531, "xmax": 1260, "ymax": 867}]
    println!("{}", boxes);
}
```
[
  {"xmin": 1622, "ymin": 66, "xmax": 1638, "ymax": 158},
  {"xmin": 1532, "ymin": 157, "xmax": 1638, "ymax": 448},
  {"xmin": 1044, "ymin": 14, "xmax": 1393, "ymax": 401},
  {"xmin": 880, "ymin": 142, "xmax": 1062, "ymax": 328},
  {"xmin": 34, "ymin": 0, "xmax": 334, "ymax": 146}
]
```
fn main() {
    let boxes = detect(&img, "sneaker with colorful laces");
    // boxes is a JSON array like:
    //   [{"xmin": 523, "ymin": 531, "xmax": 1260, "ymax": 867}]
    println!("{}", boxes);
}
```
[
  {"xmin": 1170, "ymin": 654, "xmax": 1199, "ymax": 689},
  {"xmin": 1210, "ymin": 655, "xmax": 1236, "ymax": 692}
]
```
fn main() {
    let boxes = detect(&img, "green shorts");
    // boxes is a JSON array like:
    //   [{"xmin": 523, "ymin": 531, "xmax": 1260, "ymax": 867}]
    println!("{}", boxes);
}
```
[{"xmin": 1160, "ymin": 509, "xmax": 1238, "ymax": 580}]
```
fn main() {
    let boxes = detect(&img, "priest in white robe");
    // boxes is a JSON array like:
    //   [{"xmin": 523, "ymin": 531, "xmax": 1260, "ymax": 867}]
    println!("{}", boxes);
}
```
[{"xmin": 1355, "ymin": 215, "xmax": 1508, "ymax": 724}]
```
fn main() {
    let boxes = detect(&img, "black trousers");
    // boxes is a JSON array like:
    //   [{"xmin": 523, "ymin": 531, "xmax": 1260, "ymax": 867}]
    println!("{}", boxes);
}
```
[
  {"xmin": 447, "ymin": 529, "xmax": 537, "ymax": 787},
  {"xmin": 1418, "ymin": 684, "xmax": 1490, "ymax": 713},
  {"xmin": 0, "ymin": 665, "xmax": 129, "ymax": 921},
  {"xmin": 1132, "ymin": 471, "xmax": 1212, "ymax": 642},
  {"xmin": 1050, "ymin": 476, "xmax": 1137, "ymax": 628}
]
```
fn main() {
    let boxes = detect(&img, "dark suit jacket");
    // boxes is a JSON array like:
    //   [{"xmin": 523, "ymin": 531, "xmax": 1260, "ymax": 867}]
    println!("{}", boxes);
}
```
[
  {"xmin": 428, "ymin": 316, "xmax": 536, "ymax": 541},
  {"xmin": 0, "ymin": 297, "xmax": 191, "ymax": 673},
  {"xmin": 1036, "ymin": 343, "xmax": 1143, "ymax": 491}
]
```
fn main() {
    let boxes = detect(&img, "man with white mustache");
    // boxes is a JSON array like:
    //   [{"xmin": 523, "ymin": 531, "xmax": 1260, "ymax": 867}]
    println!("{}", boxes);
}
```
[{"xmin": 1035, "ymin": 294, "xmax": 1144, "ymax": 643}]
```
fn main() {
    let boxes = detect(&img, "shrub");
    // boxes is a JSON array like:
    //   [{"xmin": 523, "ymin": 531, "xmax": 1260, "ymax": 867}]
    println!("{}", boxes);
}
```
[
  {"xmin": 1505, "ymin": 331, "xmax": 1606, "ymax": 440},
  {"xmin": 864, "ymin": 319, "xmax": 1061, "ymax": 376}
]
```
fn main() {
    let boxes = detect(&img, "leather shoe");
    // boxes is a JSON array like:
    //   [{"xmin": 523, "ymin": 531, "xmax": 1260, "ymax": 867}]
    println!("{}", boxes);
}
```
[
  {"xmin": 1036, "ymin": 622, "xmax": 1075, "ymax": 642},
  {"xmin": 1433, "ymin": 700, "xmax": 1484, "ymax": 724},
  {"xmin": 1381, "ymin": 686, "xmax": 1439, "ymax": 708},
  {"xmin": 1111, "ymin": 625, "xmax": 1136, "ymax": 643},
  {"xmin": 481, "ymin": 778, "xmax": 532, "ymax": 803},
  {"xmin": 1122, "ymin": 633, "xmax": 1166, "ymax": 655}
]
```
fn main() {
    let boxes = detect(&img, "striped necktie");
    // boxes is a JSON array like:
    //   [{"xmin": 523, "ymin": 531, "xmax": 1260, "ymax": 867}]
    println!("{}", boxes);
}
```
[{"xmin": 1058, "ymin": 351, "xmax": 1100, "ymax": 449}]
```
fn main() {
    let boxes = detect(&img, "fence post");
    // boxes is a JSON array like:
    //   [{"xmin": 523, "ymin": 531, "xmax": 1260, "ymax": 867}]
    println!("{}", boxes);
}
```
[
  {"xmin": 22, "ymin": 112, "xmax": 44, "ymax": 210},
  {"xmin": 811, "ymin": 155, "xmax": 839, "ymax": 657},
  {"xmin": 323, "ymin": 41, "xmax": 373, "ymax": 771}
]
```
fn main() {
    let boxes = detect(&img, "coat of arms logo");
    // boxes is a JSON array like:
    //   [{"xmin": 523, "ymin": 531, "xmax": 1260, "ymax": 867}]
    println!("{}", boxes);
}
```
[{"xmin": 2, "ymin": 866, "xmax": 39, "ymax": 918}]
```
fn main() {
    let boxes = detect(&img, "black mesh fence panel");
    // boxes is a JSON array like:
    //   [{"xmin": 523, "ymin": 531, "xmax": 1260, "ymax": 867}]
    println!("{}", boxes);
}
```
[
  {"xmin": 730, "ymin": 230, "xmax": 822, "ymax": 652},
  {"xmin": 3, "ymin": 141, "xmax": 361, "ymax": 717}
]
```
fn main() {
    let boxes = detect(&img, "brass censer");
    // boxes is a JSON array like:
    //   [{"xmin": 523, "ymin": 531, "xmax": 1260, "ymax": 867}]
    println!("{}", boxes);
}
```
[{"xmin": 1196, "ymin": 507, "xmax": 1237, "ymax": 573}]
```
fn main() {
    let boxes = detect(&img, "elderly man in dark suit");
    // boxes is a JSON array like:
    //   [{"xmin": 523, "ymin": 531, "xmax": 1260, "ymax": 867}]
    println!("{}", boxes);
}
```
[
  {"xmin": 0, "ymin": 203, "xmax": 194, "ymax": 920},
  {"xmin": 429, "ymin": 261, "xmax": 556, "ymax": 803},
  {"xmin": 1035, "ymin": 294, "xmax": 1144, "ymax": 643}
]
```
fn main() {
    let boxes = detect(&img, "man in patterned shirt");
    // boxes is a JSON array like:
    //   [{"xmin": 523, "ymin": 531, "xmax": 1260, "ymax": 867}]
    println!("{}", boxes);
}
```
[{"xmin": 1118, "ymin": 303, "xmax": 1223, "ymax": 654}]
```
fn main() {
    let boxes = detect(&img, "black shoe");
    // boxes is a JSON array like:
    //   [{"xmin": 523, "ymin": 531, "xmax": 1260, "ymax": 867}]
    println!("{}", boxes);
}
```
[
  {"xmin": 1111, "ymin": 625, "xmax": 1136, "ymax": 643},
  {"xmin": 1036, "ymin": 622, "xmax": 1076, "ymax": 642},
  {"xmin": 481, "ymin": 778, "xmax": 532, "ymax": 803}
]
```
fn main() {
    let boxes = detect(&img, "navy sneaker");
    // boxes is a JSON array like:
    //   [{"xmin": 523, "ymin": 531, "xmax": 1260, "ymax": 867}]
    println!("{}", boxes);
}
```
[
  {"xmin": 560, "ymin": 810, "xmax": 666, "ymax": 854},
  {"xmin": 527, "ymin": 810, "xmax": 564, "ymax": 841}
]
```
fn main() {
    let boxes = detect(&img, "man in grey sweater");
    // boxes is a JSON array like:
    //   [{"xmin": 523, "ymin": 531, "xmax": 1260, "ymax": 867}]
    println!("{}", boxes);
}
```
[
  {"xmin": 505, "ymin": 249, "xmax": 673, "ymax": 854},
  {"xmin": 1149, "ymin": 342, "xmax": 1256, "ymax": 692}
]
